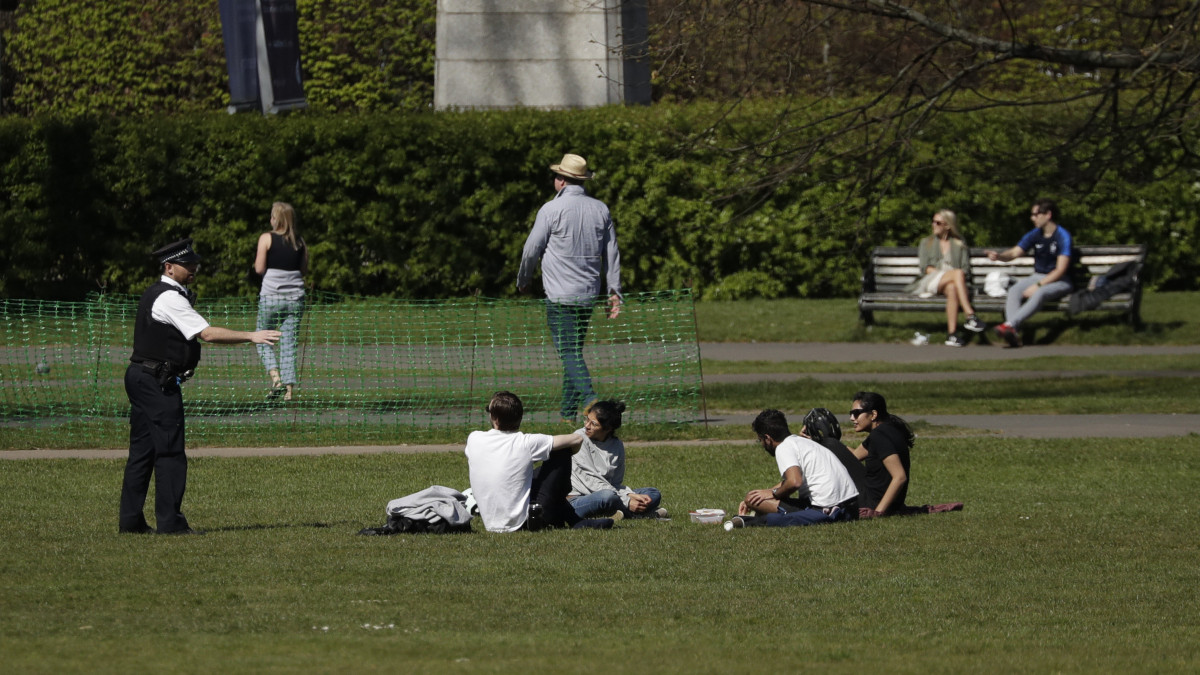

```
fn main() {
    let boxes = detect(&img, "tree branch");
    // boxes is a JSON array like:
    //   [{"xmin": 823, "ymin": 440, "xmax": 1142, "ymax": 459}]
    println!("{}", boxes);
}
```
[{"xmin": 805, "ymin": 0, "xmax": 1200, "ymax": 72}]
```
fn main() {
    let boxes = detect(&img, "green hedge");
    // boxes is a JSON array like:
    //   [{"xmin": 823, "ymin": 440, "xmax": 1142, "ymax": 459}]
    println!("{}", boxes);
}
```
[
  {"xmin": 1, "ymin": 102, "xmax": 1197, "ymax": 301},
  {"xmin": 4, "ymin": 0, "xmax": 435, "ymax": 116}
]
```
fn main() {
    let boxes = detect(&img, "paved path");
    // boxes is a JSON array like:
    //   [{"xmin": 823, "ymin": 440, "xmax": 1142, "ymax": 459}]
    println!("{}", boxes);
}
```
[
  {"xmin": 696, "ymin": 341, "xmax": 1200, "ymax": 441},
  {"xmin": 4, "ymin": 342, "xmax": 1197, "ymax": 458},
  {"xmin": 704, "ymin": 370, "xmax": 1200, "ymax": 383},
  {"xmin": 7, "ymin": 407, "xmax": 1198, "ymax": 460},
  {"xmin": 698, "ymin": 342, "xmax": 1200, "ymax": 363}
]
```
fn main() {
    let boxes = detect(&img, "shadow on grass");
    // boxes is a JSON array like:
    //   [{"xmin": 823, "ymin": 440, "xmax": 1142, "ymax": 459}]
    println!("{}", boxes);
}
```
[{"xmin": 204, "ymin": 520, "xmax": 356, "ymax": 533}]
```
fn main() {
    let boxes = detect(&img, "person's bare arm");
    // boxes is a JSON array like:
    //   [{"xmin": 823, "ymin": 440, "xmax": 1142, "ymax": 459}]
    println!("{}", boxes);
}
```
[
  {"xmin": 551, "ymin": 433, "xmax": 584, "ymax": 454},
  {"xmin": 199, "ymin": 326, "xmax": 280, "ymax": 345},
  {"xmin": 987, "ymin": 245, "xmax": 1024, "ymax": 262},
  {"xmin": 873, "ymin": 454, "xmax": 909, "ymax": 515},
  {"xmin": 746, "ymin": 466, "xmax": 803, "ymax": 508},
  {"xmin": 253, "ymin": 233, "xmax": 271, "ymax": 275},
  {"xmin": 1022, "ymin": 255, "xmax": 1071, "ymax": 298}
]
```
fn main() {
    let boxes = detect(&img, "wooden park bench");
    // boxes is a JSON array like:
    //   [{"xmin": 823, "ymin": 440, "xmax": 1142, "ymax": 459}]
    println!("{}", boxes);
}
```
[{"xmin": 858, "ymin": 244, "xmax": 1147, "ymax": 326}]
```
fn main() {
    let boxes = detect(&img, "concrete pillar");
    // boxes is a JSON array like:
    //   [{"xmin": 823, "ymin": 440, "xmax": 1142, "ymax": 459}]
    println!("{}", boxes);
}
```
[{"xmin": 435, "ymin": 0, "xmax": 651, "ymax": 110}]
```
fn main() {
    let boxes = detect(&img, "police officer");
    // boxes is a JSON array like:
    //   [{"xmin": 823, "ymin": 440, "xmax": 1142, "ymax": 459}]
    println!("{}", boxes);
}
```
[{"xmin": 119, "ymin": 238, "xmax": 281, "ymax": 534}]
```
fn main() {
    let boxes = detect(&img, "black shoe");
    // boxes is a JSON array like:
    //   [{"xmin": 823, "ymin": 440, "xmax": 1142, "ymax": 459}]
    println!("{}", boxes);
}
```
[
  {"xmin": 963, "ymin": 314, "xmax": 986, "ymax": 333},
  {"xmin": 944, "ymin": 333, "xmax": 967, "ymax": 347},
  {"xmin": 571, "ymin": 518, "xmax": 614, "ymax": 530},
  {"xmin": 725, "ymin": 515, "xmax": 763, "ymax": 529},
  {"xmin": 119, "ymin": 523, "xmax": 155, "ymax": 534}
]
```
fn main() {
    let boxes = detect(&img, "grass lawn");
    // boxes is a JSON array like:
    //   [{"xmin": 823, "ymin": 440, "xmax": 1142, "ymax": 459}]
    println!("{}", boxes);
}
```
[
  {"xmin": 694, "ymin": 290, "xmax": 1200, "ymax": 344},
  {"xmin": 4, "ymin": 293, "xmax": 1199, "ymax": 671},
  {"xmin": 3, "ymin": 440, "xmax": 1199, "ymax": 673},
  {"xmin": 700, "ymin": 353, "xmax": 1200, "ymax": 375}
]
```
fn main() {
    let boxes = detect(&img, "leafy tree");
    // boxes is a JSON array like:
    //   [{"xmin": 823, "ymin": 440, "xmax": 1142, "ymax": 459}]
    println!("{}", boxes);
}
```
[{"xmin": 647, "ymin": 0, "xmax": 1200, "ymax": 231}]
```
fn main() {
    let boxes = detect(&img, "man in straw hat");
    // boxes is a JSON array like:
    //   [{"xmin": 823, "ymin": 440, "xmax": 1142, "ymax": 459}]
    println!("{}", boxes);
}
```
[
  {"xmin": 518, "ymin": 153, "xmax": 623, "ymax": 422},
  {"xmin": 119, "ymin": 238, "xmax": 281, "ymax": 535}
]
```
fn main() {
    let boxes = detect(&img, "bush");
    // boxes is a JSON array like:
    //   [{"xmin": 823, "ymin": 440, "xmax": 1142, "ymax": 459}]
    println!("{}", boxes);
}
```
[
  {"xmin": 4, "ymin": 0, "xmax": 435, "ymax": 117},
  {"xmin": 0, "ymin": 102, "xmax": 1196, "ymax": 300}
]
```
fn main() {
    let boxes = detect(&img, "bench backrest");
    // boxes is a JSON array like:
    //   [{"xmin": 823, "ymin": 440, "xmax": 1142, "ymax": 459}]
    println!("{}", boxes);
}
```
[{"xmin": 865, "ymin": 244, "xmax": 1146, "ymax": 293}]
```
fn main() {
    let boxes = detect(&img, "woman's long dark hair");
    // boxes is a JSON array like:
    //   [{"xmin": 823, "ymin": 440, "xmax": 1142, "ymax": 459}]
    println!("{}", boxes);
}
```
[{"xmin": 852, "ymin": 391, "xmax": 915, "ymax": 449}]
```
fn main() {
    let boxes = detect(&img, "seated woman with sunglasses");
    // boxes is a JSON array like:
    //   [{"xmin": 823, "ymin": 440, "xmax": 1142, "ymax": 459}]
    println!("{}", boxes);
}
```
[
  {"xmin": 847, "ymin": 391, "xmax": 915, "ymax": 517},
  {"xmin": 905, "ymin": 209, "xmax": 986, "ymax": 347}
]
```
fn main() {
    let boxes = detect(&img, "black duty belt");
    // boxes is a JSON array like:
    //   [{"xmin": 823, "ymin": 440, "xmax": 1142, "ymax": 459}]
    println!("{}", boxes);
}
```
[{"xmin": 130, "ymin": 358, "xmax": 194, "ymax": 386}]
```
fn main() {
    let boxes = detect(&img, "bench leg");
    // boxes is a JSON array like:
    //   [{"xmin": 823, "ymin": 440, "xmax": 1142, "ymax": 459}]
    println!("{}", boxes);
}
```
[
  {"xmin": 859, "ymin": 309, "xmax": 875, "ymax": 326},
  {"xmin": 1130, "ymin": 287, "xmax": 1144, "ymax": 328}
]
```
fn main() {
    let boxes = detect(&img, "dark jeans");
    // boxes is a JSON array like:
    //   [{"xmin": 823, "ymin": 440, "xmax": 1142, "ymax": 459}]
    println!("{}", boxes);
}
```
[
  {"xmin": 763, "ymin": 499, "xmax": 859, "ymax": 527},
  {"xmin": 120, "ymin": 365, "xmax": 190, "ymax": 533},
  {"xmin": 546, "ymin": 301, "xmax": 596, "ymax": 419},
  {"xmin": 526, "ymin": 448, "xmax": 581, "ymax": 531}
]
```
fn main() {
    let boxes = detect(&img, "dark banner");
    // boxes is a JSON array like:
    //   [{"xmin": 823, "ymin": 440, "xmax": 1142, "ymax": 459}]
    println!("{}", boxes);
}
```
[
  {"xmin": 217, "ymin": 0, "xmax": 260, "ymax": 112},
  {"xmin": 218, "ymin": 0, "xmax": 305, "ymax": 114},
  {"xmin": 258, "ymin": 0, "xmax": 306, "ymax": 113}
]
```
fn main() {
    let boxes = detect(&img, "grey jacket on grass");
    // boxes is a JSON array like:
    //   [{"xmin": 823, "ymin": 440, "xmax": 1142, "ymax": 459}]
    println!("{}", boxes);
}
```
[{"xmin": 386, "ymin": 485, "xmax": 472, "ymax": 525}]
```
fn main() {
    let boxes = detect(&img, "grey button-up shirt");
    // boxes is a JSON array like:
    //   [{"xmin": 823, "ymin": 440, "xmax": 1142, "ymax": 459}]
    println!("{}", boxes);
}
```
[{"xmin": 517, "ymin": 185, "xmax": 622, "ymax": 304}]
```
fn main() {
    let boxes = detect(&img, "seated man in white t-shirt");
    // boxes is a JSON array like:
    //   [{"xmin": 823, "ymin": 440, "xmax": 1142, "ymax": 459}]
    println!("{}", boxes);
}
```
[
  {"xmin": 729, "ymin": 409, "xmax": 859, "ymax": 528},
  {"xmin": 465, "ymin": 391, "xmax": 614, "ymax": 533}
]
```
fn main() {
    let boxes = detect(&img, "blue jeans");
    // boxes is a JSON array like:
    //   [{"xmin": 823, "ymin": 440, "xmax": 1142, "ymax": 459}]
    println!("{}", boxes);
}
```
[
  {"xmin": 763, "ymin": 504, "xmax": 856, "ymax": 527},
  {"xmin": 1005, "ymin": 274, "xmax": 1072, "ymax": 329},
  {"xmin": 570, "ymin": 487, "xmax": 661, "ymax": 518},
  {"xmin": 257, "ymin": 295, "xmax": 305, "ymax": 385},
  {"xmin": 546, "ymin": 301, "xmax": 596, "ymax": 419}
]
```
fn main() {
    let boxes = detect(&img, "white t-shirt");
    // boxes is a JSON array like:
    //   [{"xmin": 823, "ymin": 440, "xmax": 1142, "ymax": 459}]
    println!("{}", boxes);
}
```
[
  {"xmin": 774, "ymin": 435, "xmax": 858, "ymax": 508},
  {"xmin": 465, "ymin": 429, "xmax": 554, "ymax": 533},
  {"xmin": 151, "ymin": 276, "xmax": 209, "ymax": 340}
]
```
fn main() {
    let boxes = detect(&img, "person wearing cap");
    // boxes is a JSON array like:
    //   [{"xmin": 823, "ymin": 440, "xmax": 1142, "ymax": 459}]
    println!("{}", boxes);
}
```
[
  {"xmin": 517, "ymin": 153, "xmax": 622, "ymax": 422},
  {"xmin": 119, "ymin": 238, "xmax": 281, "ymax": 535}
]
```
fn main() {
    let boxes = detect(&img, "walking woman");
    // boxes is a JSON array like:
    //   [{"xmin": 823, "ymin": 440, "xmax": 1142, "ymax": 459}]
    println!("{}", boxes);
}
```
[{"xmin": 254, "ymin": 202, "xmax": 308, "ymax": 401}]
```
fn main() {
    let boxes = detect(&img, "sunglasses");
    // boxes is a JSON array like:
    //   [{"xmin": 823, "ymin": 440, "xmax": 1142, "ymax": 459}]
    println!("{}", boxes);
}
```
[{"xmin": 849, "ymin": 408, "xmax": 870, "ymax": 419}]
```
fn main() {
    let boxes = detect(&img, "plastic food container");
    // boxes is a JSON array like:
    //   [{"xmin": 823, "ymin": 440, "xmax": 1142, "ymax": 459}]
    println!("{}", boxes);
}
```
[{"xmin": 688, "ymin": 508, "xmax": 726, "ymax": 524}]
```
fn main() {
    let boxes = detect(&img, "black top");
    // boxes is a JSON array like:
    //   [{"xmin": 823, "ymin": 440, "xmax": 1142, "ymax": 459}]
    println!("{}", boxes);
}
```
[
  {"xmin": 860, "ymin": 423, "xmax": 911, "ymax": 510},
  {"xmin": 265, "ymin": 233, "xmax": 306, "ymax": 272},
  {"xmin": 817, "ymin": 437, "xmax": 869, "ymax": 499},
  {"xmin": 130, "ymin": 281, "xmax": 202, "ymax": 372}
]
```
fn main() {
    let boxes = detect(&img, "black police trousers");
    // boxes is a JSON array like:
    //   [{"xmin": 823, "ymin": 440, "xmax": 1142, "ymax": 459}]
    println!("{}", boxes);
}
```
[{"xmin": 119, "ymin": 364, "xmax": 190, "ymax": 533}]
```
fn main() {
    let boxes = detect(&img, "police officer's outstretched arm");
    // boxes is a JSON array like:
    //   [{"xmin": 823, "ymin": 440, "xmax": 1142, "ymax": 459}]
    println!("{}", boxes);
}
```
[{"xmin": 199, "ymin": 326, "xmax": 281, "ymax": 345}]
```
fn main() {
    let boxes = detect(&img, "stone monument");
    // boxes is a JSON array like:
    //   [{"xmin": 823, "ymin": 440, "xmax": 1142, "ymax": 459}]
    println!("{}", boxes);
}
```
[{"xmin": 435, "ymin": 0, "xmax": 650, "ymax": 110}]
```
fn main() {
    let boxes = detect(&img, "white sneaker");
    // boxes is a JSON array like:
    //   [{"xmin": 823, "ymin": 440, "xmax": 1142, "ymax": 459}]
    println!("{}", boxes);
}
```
[
  {"xmin": 654, "ymin": 507, "xmax": 670, "ymax": 520},
  {"xmin": 963, "ymin": 315, "xmax": 986, "ymax": 333},
  {"xmin": 944, "ymin": 333, "xmax": 967, "ymax": 347}
]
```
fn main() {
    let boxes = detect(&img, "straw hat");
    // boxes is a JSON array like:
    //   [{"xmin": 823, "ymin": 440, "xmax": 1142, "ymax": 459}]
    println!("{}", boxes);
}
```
[{"xmin": 549, "ymin": 154, "xmax": 594, "ymax": 181}]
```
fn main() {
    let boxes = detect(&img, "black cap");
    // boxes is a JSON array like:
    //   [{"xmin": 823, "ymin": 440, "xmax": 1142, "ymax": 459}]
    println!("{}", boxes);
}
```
[{"xmin": 152, "ymin": 238, "xmax": 202, "ymax": 264}]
